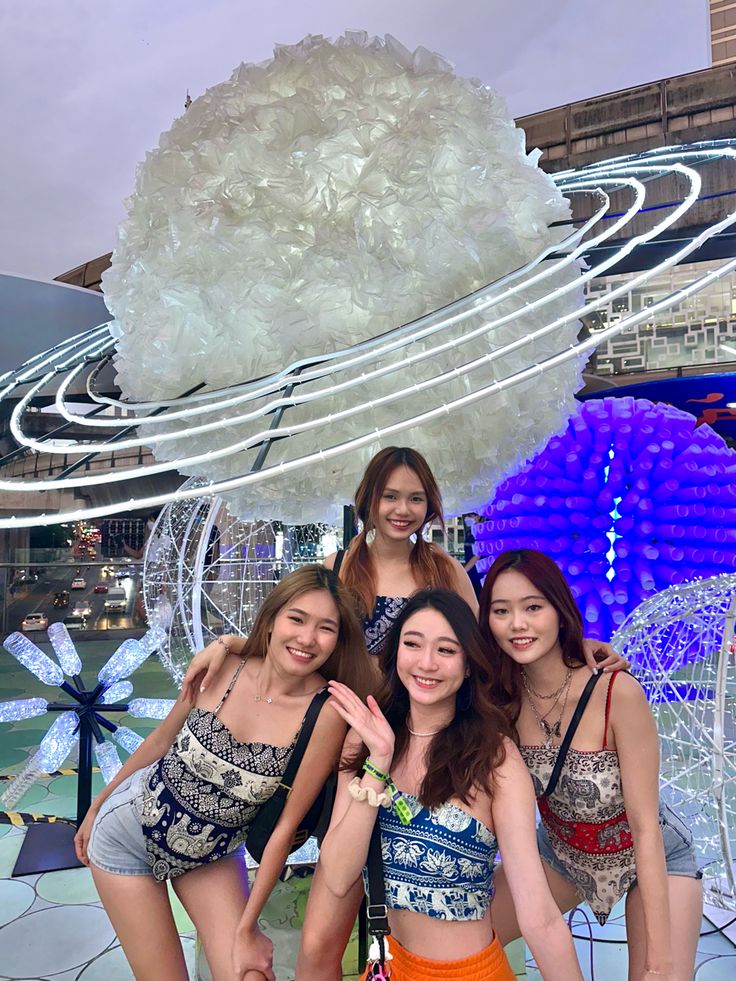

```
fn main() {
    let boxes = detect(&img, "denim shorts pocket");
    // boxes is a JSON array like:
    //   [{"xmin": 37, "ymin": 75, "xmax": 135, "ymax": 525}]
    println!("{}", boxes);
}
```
[{"xmin": 659, "ymin": 803, "xmax": 692, "ymax": 849}]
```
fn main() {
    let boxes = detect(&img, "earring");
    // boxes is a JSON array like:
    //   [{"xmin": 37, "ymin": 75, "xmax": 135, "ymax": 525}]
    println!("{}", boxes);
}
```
[{"xmin": 365, "ymin": 528, "xmax": 376, "ymax": 545}]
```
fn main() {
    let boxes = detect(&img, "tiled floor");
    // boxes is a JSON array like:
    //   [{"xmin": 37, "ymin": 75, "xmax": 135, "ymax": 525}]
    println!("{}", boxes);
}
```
[{"xmin": 1, "ymin": 639, "xmax": 734, "ymax": 979}]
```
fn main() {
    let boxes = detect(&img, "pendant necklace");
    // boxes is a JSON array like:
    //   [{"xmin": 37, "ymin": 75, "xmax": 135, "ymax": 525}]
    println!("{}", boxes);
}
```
[{"xmin": 522, "ymin": 668, "xmax": 573, "ymax": 745}]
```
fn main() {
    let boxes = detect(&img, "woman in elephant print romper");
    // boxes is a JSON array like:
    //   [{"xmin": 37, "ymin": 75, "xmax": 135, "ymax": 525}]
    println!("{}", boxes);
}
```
[
  {"xmin": 74, "ymin": 566, "xmax": 376, "ymax": 981},
  {"xmin": 480, "ymin": 549, "xmax": 703, "ymax": 981}
]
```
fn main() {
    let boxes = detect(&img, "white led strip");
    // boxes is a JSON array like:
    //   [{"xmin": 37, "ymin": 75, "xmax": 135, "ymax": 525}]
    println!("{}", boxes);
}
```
[{"xmin": 1, "ymin": 140, "xmax": 735, "ymax": 526}]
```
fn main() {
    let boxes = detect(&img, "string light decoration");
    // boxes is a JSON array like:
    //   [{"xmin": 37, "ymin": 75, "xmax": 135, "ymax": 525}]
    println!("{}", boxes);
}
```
[
  {"xmin": 474, "ymin": 397, "xmax": 736, "ymax": 641},
  {"xmin": 142, "ymin": 479, "xmax": 340, "ymax": 682},
  {"xmin": 0, "ymin": 44, "xmax": 734, "ymax": 525},
  {"xmin": 612, "ymin": 573, "xmax": 736, "ymax": 910},
  {"xmin": 0, "ymin": 623, "xmax": 171, "ymax": 813}
]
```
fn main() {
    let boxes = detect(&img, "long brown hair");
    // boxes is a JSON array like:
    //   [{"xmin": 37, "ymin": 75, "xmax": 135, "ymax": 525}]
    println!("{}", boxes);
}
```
[
  {"xmin": 346, "ymin": 589, "xmax": 511, "ymax": 808},
  {"xmin": 242, "ymin": 565, "xmax": 378, "ymax": 700},
  {"xmin": 341, "ymin": 447, "xmax": 458, "ymax": 614},
  {"xmin": 479, "ymin": 549, "xmax": 586, "ymax": 727}
]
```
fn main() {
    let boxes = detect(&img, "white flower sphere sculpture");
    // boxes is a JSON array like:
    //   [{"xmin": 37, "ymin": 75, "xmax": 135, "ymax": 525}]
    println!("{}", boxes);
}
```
[{"xmin": 103, "ymin": 31, "xmax": 583, "ymax": 522}]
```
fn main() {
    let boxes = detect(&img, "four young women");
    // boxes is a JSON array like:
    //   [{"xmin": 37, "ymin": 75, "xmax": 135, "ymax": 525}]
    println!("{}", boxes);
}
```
[{"xmin": 116, "ymin": 445, "xmax": 699, "ymax": 979}]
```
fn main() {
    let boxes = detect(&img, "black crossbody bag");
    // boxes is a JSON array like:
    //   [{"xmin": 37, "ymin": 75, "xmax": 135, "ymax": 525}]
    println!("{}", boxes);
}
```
[
  {"xmin": 364, "ymin": 820, "xmax": 391, "ymax": 977},
  {"xmin": 246, "ymin": 688, "xmax": 336, "ymax": 862},
  {"xmin": 542, "ymin": 671, "xmax": 602, "ymax": 798}
]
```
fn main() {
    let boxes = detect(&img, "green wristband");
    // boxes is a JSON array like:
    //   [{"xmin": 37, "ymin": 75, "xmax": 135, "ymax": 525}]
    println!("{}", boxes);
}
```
[
  {"xmin": 386, "ymin": 779, "xmax": 413, "ymax": 826},
  {"xmin": 363, "ymin": 759, "xmax": 390, "ymax": 784}
]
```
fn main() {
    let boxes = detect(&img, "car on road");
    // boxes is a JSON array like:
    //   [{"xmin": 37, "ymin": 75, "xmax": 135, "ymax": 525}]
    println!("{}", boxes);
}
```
[
  {"xmin": 93, "ymin": 582, "xmax": 109, "ymax": 593},
  {"xmin": 104, "ymin": 586, "xmax": 128, "ymax": 613},
  {"xmin": 63, "ymin": 614, "xmax": 88, "ymax": 630},
  {"xmin": 70, "ymin": 576, "xmax": 86, "ymax": 590},
  {"xmin": 21, "ymin": 612, "xmax": 48, "ymax": 631},
  {"xmin": 53, "ymin": 591, "xmax": 70, "ymax": 608},
  {"xmin": 72, "ymin": 602, "xmax": 92, "ymax": 617}
]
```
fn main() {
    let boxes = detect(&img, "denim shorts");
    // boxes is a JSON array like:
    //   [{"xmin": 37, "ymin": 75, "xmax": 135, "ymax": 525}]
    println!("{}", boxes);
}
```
[
  {"xmin": 537, "ymin": 801, "xmax": 703, "ymax": 883},
  {"xmin": 87, "ymin": 768, "xmax": 153, "ymax": 876}
]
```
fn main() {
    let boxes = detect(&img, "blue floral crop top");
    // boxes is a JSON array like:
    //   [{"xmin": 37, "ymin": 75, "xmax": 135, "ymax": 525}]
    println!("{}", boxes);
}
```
[{"xmin": 370, "ymin": 792, "xmax": 498, "ymax": 921}]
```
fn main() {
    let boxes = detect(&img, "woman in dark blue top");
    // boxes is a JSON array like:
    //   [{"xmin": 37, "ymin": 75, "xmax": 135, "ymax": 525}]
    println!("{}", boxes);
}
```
[{"xmin": 74, "ymin": 566, "xmax": 375, "ymax": 981}]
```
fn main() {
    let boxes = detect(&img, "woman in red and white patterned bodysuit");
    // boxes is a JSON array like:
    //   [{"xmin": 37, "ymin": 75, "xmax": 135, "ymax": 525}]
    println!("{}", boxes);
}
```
[{"xmin": 481, "ymin": 549, "xmax": 703, "ymax": 981}]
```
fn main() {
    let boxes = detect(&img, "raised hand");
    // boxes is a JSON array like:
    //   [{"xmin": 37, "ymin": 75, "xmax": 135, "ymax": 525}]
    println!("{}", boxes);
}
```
[
  {"xmin": 327, "ymin": 680, "xmax": 394, "ymax": 765},
  {"xmin": 180, "ymin": 637, "xmax": 230, "ymax": 701},
  {"xmin": 581, "ymin": 637, "xmax": 630, "ymax": 674}
]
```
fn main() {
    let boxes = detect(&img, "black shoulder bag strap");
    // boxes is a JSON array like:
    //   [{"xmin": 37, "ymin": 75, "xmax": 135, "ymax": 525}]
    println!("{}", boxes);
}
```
[
  {"xmin": 274, "ymin": 687, "xmax": 331, "ymax": 802},
  {"xmin": 542, "ymin": 671, "xmax": 603, "ymax": 799},
  {"xmin": 333, "ymin": 549, "xmax": 346, "ymax": 576},
  {"xmin": 365, "ymin": 819, "xmax": 390, "ymax": 971}
]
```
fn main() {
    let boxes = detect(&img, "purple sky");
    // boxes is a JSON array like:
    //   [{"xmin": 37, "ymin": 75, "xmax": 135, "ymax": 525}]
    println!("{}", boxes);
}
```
[{"xmin": 0, "ymin": 1, "xmax": 710, "ymax": 281}]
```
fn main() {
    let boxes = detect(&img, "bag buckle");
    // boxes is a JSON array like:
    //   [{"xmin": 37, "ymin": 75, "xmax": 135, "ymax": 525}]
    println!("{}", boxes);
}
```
[{"xmin": 367, "ymin": 903, "xmax": 389, "ymax": 934}]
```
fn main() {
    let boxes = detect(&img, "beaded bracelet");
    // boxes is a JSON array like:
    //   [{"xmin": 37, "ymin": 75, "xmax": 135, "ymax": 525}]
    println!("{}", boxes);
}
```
[
  {"xmin": 348, "ymin": 777, "xmax": 391, "ymax": 808},
  {"xmin": 215, "ymin": 636, "xmax": 232, "ymax": 655}
]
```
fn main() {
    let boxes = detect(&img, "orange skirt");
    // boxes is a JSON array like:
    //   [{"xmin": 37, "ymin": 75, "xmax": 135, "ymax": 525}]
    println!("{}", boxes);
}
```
[{"xmin": 362, "ymin": 933, "xmax": 515, "ymax": 980}]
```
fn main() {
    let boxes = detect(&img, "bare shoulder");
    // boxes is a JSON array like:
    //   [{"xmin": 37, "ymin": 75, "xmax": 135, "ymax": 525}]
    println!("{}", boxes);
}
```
[
  {"xmin": 608, "ymin": 670, "xmax": 647, "ymax": 709},
  {"xmin": 314, "ymin": 695, "xmax": 349, "ymax": 739},
  {"xmin": 495, "ymin": 735, "xmax": 527, "ymax": 773},
  {"xmin": 323, "ymin": 552, "xmax": 337, "ymax": 571},
  {"xmin": 194, "ymin": 653, "xmax": 244, "ymax": 708}
]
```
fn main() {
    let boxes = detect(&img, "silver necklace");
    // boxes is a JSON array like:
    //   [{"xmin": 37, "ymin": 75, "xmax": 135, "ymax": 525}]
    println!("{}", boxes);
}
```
[
  {"xmin": 406, "ymin": 717, "xmax": 445, "ymax": 737},
  {"xmin": 522, "ymin": 666, "xmax": 572, "ymax": 700},
  {"xmin": 522, "ymin": 669, "xmax": 573, "ymax": 745}
]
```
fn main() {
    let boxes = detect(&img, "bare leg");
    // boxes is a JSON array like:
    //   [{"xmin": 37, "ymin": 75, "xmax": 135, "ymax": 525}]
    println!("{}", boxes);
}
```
[
  {"xmin": 295, "ymin": 865, "xmax": 363, "ymax": 981},
  {"xmin": 491, "ymin": 861, "xmax": 580, "ymax": 946},
  {"xmin": 625, "ymin": 875, "xmax": 702, "ymax": 981},
  {"xmin": 172, "ymin": 855, "xmax": 251, "ymax": 981},
  {"xmin": 91, "ymin": 865, "xmax": 188, "ymax": 980}
]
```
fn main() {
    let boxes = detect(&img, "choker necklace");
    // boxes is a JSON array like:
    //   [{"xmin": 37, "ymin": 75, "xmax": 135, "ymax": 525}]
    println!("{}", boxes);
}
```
[{"xmin": 406, "ymin": 717, "xmax": 446, "ymax": 737}]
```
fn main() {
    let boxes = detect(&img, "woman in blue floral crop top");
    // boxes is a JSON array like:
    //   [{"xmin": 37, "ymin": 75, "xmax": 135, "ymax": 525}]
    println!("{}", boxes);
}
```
[{"xmin": 320, "ymin": 589, "xmax": 584, "ymax": 981}]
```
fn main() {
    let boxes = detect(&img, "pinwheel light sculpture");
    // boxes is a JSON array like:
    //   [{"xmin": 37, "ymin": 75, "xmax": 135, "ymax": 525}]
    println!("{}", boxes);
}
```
[{"xmin": 0, "ymin": 624, "xmax": 174, "ymax": 874}]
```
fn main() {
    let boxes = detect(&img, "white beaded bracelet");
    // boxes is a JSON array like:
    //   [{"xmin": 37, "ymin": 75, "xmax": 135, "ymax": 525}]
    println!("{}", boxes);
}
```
[{"xmin": 348, "ymin": 777, "xmax": 391, "ymax": 808}]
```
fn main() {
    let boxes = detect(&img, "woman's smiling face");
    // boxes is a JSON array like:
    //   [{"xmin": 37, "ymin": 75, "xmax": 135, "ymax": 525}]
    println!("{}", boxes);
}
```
[
  {"xmin": 396, "ymin": 606, "xmax": 467, "ymax": 711},
  {"xmin": 267, "ymin": 588, "xmax": 340, "ymax": 676},
  {"xmin": 487, "ymin": 569, "xmax": 563, "ymax": 667},
  {"xmin": 373, "ymin": 465, "xmax": 428, "ymax": 541}
]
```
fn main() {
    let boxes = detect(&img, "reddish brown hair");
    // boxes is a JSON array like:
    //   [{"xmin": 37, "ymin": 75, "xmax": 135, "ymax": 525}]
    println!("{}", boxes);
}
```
[
  {"xmin": 345, "ymin": 589, "xmax": 512, "ymax": 808},
  {"xmin": 341, "ymin": 447, "xmax": 458, "ymax": 614},
  {"xmin": 478, "ymin": 549, "xmax": 586, "ymax": 727}
]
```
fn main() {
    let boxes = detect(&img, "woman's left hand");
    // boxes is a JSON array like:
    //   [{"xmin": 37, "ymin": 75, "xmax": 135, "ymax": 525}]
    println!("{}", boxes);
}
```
[
  {"xmin": 232, "ymin": 927, "xmax": 274, "ymax": 981},
  {"xmin": 581, "ymin": 637, "xmax": 630, "ymax": 674}
]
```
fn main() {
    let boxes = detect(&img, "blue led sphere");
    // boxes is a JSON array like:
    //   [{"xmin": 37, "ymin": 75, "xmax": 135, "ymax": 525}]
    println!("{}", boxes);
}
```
[{"xmin": 475, "ymin": 396, "xmax": 736, "ymax": 640}]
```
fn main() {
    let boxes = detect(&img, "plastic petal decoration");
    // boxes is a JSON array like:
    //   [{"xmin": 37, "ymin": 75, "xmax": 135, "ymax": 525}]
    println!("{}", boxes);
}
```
[
  {"xmin": 3, "ymin": 633, "xmax": 64, "ymax": 686},
  {"xmin": 34, "ymin": 711, "xmax": 79, "ymax": 772},
  {"xmin": 97, "ymin": 638, "xmax": 151, "ymax": 686},
  {"xmin": 0, "ymin": 697, "xmax": 48, "ymax": 723},
  {"xmin": 47, "ymin": 622, "xmax": 83, "ymax": 676},
  {"xmin": 128, "ymin": 697, "xmax": 177, "ymax": 720}
]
